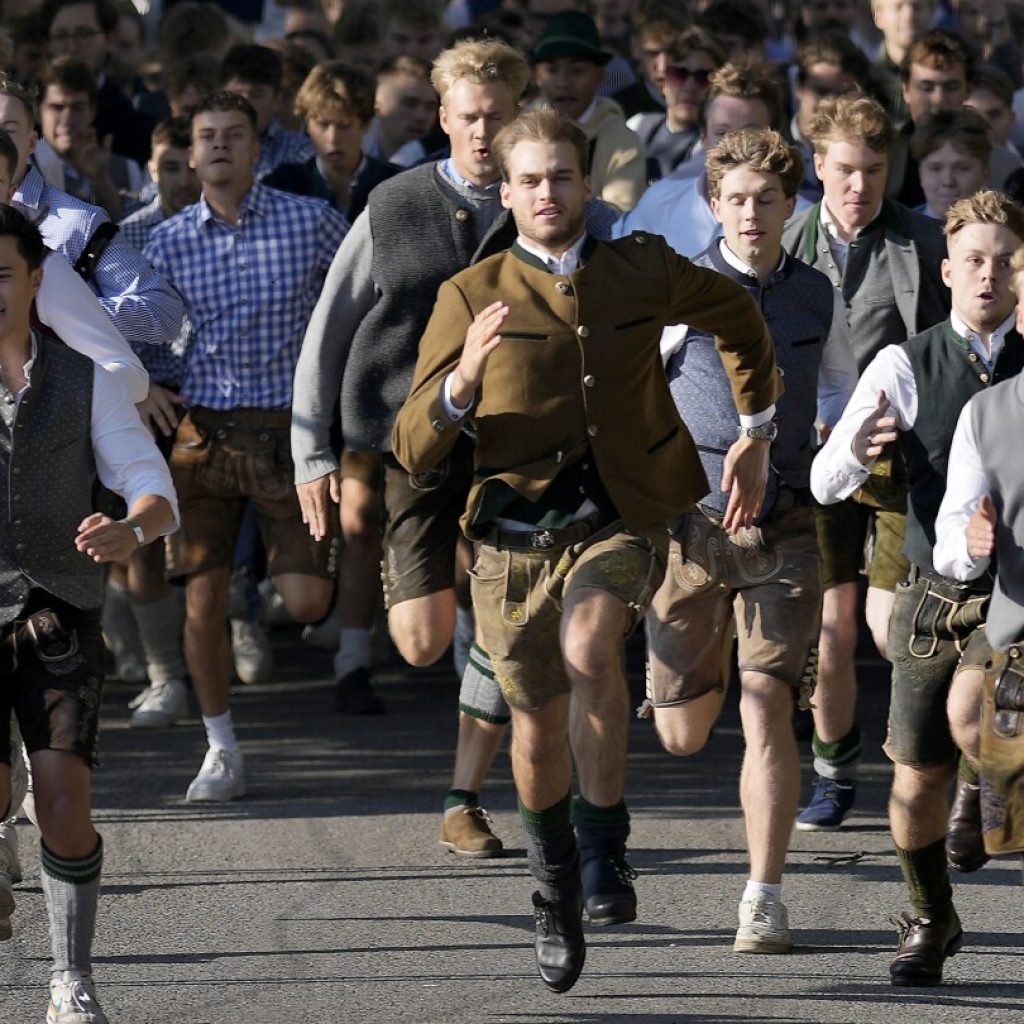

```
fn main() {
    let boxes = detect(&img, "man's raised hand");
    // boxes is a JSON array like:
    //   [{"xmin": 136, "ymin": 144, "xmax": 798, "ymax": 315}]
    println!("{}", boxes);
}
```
[{"xmin": 451, "ymin": 301, "xmax": 509, "ymax": 408}]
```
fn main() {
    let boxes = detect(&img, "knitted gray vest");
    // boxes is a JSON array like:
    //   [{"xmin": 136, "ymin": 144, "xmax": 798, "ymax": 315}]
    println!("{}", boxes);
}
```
[
  {"xmin": 340, "ymin": 163, "xmax": 517, "ymax": 451},
  {"xmin": 971, "ymin": 373, "xmax": 1024, "ymax": 649},
  {"xmin": 0, "ymin": 339, "xmax": 100, "ymax": 624},
  {"xmin": 665, "ymin": 244, "xmax": 833, "ymax": 515}
]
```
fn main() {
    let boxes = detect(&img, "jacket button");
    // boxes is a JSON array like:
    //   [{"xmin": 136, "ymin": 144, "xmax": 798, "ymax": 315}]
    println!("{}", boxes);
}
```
[
  {"xmin": 587, "ymin": 424, "xmax": 599, "ymax": 437},
  {"xmin": 556, "ymin": 282, "xmax": 570, "ymax": 294},
  {"xmin": 455, "ymin": 209, "xmax": 469, "ymax": 222},
  {"xmin": 431, "ymin": 418, "xmax": 446, "ymax": 433},
  {"xmin": 968, "ymin": 352, "xmax": 978, "ymax": 362},
  {"xmin": 577, "ymin": 325, "xmax": 590, "ymax": 338},
  {"xmin": 980, "ymin": 373, "xmax": 990, "ymax": 383},
  {"xmin": 583, "ymin": 374, "xmax": 596, "ymax": 387},
  {"xmin": 11, "ymin": 467, "xmax": 19, "ymax": 475},
  {"xmin": 633, "ymin": 231, "xmax": 647, "ymax": 245}
]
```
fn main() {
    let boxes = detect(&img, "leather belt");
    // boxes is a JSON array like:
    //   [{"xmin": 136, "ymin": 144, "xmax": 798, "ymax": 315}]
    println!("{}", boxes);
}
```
[
  {"xmin": 485, "ymin": 511, "xmax": 609, "ymax": 551},
  {"xmin": 907, "ymin": 563, "xmax": 993, "ymax": 595}
]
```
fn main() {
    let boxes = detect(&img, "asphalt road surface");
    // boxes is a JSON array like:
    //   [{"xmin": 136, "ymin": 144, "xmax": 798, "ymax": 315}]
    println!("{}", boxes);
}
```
[{"xmin": 1, "ymin": 626, "xmax": 1022, "ymax": 1024}]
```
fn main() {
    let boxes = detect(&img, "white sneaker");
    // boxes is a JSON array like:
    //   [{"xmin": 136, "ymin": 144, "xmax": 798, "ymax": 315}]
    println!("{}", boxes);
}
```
[
  {"xmin": 129, "ymin": 678, "xmax": 188, "ymax": 728},
  {"xmin": 47, "ymin": 972, "xmax": 108, "ymax": 1024},
  {"xmin": 185, "ymin": 747, "xmax": 246, "ymax": 802},
  {"xmin": 230, "ymin": 619, "xmax": 273, "ymax": 684},
  {"xmin": 734, "ymin": 894, "xmax": 792, "ymax": 953}
]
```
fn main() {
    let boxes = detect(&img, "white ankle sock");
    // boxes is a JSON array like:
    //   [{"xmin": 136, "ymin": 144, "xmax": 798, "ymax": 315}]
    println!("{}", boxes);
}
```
[
  {"xmin": 333, "ymin": 628, "xmax": 372, "ymax": 678},
  {"xmin": 743, "ymin": 880, "xmax": 782, "ymax": 902},
  {"xmin": 202, "ymin": 711, "xmax": 238, "ymax": 752}
]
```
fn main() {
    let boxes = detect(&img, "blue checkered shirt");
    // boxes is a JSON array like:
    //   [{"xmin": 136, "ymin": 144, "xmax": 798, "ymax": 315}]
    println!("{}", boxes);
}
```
[
  {"xmin": 255, "ymin": 121, "xmax": 315, "ymax": 181},
  {"xmin": 118, "ymin": 197, "xmax": 186, "ymax": 385},
  {"xmin": 119, "ymin": 195, "xmax": 166, "ymax": 251},
  {"xmin": 145, "ymin": 182, "xmax": 348, "ymax": 409},
  {"xmin": 14, "ymin": 164, "xmax": 186, "ymax": 384}
]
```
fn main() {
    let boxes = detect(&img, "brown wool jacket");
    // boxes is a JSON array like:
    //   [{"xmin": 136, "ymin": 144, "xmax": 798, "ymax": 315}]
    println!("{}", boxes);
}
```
[{"xmin": 392, "ymin": 231, "xmax": 783, "ymax": 538}]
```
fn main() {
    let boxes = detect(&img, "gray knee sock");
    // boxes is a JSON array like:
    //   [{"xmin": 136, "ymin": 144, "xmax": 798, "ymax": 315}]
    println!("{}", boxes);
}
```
[
  {"xmin": 131, "ymin": 591, "xmax": 187, "ymax": 683},
  {"xmin": 41, "ymin": 837, "xmax": 103, "ymax": 974},
  {"xmin": 458, "ymin": 644, "xmax": 510, "ymax": 724}
]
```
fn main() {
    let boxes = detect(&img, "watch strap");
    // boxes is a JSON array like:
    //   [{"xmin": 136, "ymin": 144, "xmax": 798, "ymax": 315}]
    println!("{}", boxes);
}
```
[{"xmin": 121, "ymin": 517, "xmax": 145, "ymax": 545}]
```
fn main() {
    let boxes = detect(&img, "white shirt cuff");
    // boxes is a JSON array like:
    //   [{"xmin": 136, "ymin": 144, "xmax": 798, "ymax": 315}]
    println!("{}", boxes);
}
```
[
  {"xmin": 442, "ymin": 372, "xmax": 473, "ymax": 421},
  {"xmin": 739, "ymin": 404, "xmax": 775, "ymax": 429}
]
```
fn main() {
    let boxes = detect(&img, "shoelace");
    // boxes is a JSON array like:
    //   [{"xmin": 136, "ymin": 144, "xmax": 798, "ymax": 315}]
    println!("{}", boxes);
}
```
[
  {"xmin": 534, "ymin": 903, "xmax": 552, "ymax": 936},
  {"xmin": 609, "ymin": 854, "xmax": 638, "ymax": 886},
  {"xmin": 464, "ymin": 805, "xmax": 496, "ymax": 833},
  {"xmin": 52, "ymin": 976, "xmax": 98, "ymax": 1014},
  {"xmin": 889, "ymin": 911, "xmax": 929, "ymax": 943}
]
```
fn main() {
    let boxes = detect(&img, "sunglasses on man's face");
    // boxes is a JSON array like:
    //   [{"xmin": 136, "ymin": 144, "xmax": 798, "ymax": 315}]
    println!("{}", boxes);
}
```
[{"xmin": 665, "ymin": 65, "xmax": 713, "ymax": 87}]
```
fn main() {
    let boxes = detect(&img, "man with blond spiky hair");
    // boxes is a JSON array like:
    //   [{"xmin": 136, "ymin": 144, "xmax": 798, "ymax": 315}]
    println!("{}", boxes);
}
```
[
  {"xmin": 292, "ymin": 37, "xmax": 620, "ymax": 862},
  {"xmin": 814, "ymin": 189, "xmax": 1024, "ymax": 985}
]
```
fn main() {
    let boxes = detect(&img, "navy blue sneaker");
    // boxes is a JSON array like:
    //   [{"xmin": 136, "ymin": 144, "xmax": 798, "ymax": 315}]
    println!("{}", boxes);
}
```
[{"xmin": 796, "ymin": 777, "xmax": 856, "ymax": 831}]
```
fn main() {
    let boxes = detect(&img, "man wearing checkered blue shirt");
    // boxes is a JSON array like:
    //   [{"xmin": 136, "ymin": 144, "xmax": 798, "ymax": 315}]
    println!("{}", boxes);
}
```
[{"xmin": 144, "ymin": 92, "xmax": 348, "ymax": 803}]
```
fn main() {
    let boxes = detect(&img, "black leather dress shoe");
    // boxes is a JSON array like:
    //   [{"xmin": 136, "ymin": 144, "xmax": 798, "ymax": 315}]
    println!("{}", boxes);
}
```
[
  {"xmin": 889, "ymin": 911, "xmax": 963, "ymax": 986},
  {"xmin": 334, "ymin": 668, "xmax": 385, "ymax": 715},
  {"xmin": 532, "ymin": 890, "xmax": 585, "ymax": 993},
  {"xmin": 946, "ymin": 779, "xmax": 989, "ymax": 872},
  {"xmin": 580, "ymin": 852, "xmax": 638, "ymax": 926}
]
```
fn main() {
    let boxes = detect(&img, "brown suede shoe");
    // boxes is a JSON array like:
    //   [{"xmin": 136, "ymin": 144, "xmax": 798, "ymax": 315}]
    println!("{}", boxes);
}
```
[
  {"xmin": 439, "ymin": 805, "xmax": 503, "ymax": 858},
  {"xmin": 947, "ymin": 779, "xmax": 990, "ymax": 873},
  {"xmin": 889, "ymin": 911, "xmax": 963, "ymax": 987}
]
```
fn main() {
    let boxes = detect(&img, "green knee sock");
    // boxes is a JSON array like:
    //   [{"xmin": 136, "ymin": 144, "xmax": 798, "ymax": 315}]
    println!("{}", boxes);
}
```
[
  {"xmin": 520, "ymin": 792, "xmax": 578, "ymax": 901},
  {"xmin": 895, "ymin": 838, "xmax": 953, "ymax": 923}
]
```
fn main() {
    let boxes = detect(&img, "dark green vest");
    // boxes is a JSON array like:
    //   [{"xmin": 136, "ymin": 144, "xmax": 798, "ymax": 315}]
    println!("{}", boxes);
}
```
[{"xmin": 901, "ymin": 320, "xmax": 1024, "ymax": 570}]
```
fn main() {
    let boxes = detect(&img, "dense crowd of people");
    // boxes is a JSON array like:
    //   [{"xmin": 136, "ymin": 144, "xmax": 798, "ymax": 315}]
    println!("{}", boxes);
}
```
[{"xmin": 1, "ymin": 0, "xmax": 1024, "ymax": 1018}]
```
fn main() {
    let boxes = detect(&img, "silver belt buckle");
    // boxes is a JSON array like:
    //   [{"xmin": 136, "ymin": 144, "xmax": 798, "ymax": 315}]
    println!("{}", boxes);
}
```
[{"xmin": 530, "ymin": 529, "xmax": 555, "ymax": 550}]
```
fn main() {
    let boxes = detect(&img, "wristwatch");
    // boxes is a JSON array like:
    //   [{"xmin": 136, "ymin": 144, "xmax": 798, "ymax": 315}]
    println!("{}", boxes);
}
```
[
  {"xmin": 121, "ymin": 518, "xmax": 145, "ymax": 546},
  {"xmin": 738, "ymin": 421, "xmax": 778, "ymax": 442}
]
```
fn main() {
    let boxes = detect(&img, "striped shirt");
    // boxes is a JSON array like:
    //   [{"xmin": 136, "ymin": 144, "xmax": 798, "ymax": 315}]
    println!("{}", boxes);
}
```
[{"xmin": 145, "ymin": 182, "xmax": 348, "ymax": 409}]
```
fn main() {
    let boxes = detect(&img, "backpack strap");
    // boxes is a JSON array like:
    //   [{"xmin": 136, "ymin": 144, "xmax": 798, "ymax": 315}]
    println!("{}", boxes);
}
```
[{"xmin": 73, "ymin": 221, "xmax": 120, "ymax": 281}]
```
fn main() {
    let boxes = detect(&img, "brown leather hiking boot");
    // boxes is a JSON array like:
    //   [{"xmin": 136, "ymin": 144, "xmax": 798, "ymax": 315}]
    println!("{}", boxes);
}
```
[{"xmin": 439, "ymin": 805, "xmax": 503, "ymax": 858}]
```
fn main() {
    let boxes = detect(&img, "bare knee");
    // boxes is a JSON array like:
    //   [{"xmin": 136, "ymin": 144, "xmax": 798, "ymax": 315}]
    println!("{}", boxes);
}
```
[
  {"xmin": 388, "ymin": 598, "xmax": 454, "ymax": 666},
  {"xmin": 656, "ymin": 716, "xmax": 711, "ymax": 756},
  {"xmin": 562, "ymin": 629, "xmax": 620, "ymax": 685},
  {"xmin": 275, "ymin": 575, "xmax": 332, "ymax": 623},
  {"xmin": 865, "ymin": 586, "xmax": 895, "ymax": 660},
  {"xmin": 340, "ymin": 502, "xmax": 380, "ymax": 549},
  {"xmin": 653, "ymin": 692, "xmax": 721, "ymax": 756},
  {"xmin": 186, "ymin": 571, "xmax": 229, "ymax": 628}
]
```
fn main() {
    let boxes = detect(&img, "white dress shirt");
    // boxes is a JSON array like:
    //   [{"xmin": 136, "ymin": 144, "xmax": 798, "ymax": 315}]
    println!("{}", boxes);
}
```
[
  {"xmin": 36, "ymin": 251, "xmax": 149, "ymax": 403},
  {"xmin": 811, "ymin": 310, "xmax": 1016, "ymax": 505},
  {"xmin": 933, "ymin": 402, "xmax": 991, "ymax": 582}
]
